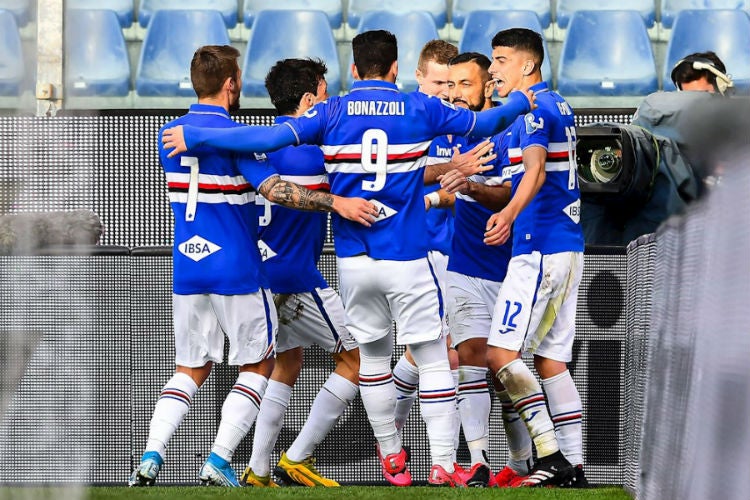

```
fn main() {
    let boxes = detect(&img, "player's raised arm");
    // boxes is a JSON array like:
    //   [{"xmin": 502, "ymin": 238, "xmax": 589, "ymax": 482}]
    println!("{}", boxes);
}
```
[
  {"xmin": 472, "ymin": 89, "xmax": 535, "ymax": 137},
  {"xmin": 162, "ymin": 122, "xmax": 300, "ymax": 158},
  {"xmin": 257, "ymin": 176, "xmax": 378, "ymax": 227}
]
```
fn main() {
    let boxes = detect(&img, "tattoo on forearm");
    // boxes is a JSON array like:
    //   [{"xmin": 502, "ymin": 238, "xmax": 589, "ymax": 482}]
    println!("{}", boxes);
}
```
[{"xmin": 261, "ymin": 177, "xmax": 334, "ymax": 212}]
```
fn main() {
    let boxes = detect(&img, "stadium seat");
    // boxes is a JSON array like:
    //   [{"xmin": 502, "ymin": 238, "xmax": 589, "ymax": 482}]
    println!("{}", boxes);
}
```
[
  {"xmin": 452, "ymin": 0, "xmax": 551, "ymax": 29},
  {"xmin": 65, "ymin": 9, "xmax": 131, "ymax": 96},
  {"xmin": 135, "ymin": 10, "xmax": 230, "ymax": 97},
  {"xmin": 243, "ymin": 0, "xmax": 343, "ymax": 29},
  {"xmin": 0, "ymin": 9, "xmax": 24, "ymax": 96},
  {"xmin": 242, "ymin": 10, "xmax": 341, "ymax": 97},
  {"xmin": 347, "ymin": 10, "xmax": 439, "ymax": 92},
  {"xmin": 661, "ymin": 0, "xmax": 750, "ymax": 28},
  {"xmin": 556, "ymin": 0, "xmax": 656, "ymax": 28},
  {"xmin": 557, "ymin": 10, "xmax": 658, "ymax": 96},
  {"xmin": 347, "ymin": 0, "xmax": 448, "ymax": 29},
  {"xmin": 138, "ymin": 0, "xmax": 238, "ymax": 28},
  {"xmin": 66, "ymin": 0, "xmax": 135, "ymax": 27},
  {"xmin": 663, "ymin": 9, "xmax": 750, "ymax": 94},
  {"xmin": 458, "ymin": 10, "xmax": 552, "ymax": 83},
  {"xmin": 0, "ymin": 0, "xmax": 32, "ymax": 27}
]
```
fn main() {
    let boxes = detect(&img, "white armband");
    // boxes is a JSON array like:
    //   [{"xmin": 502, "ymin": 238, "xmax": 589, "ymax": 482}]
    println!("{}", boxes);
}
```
[{"xmin": 426, "ymin": 191, "xmax": 441, "ymax": 209}]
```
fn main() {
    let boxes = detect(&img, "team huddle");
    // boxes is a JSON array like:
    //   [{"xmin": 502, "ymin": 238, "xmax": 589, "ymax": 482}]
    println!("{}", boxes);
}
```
[{"xmin": 130, "ymin": 27, "xmax": 586, "ymax": 489}]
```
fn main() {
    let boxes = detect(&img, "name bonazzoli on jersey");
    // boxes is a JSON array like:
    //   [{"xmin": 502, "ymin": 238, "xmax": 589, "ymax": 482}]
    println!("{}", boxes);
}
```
[{"xmin": 347, "ymin": 100, "xmax": 405, "ymax": 116}]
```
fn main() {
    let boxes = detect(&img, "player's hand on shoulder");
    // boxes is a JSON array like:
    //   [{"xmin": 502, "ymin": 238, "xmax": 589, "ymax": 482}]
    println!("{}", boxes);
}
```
[
  {"xmin": 162, "ymin": 125, "xmax": 187, "ymax": 158},
  {"xmin": 509, "ymin": 88, "xmax": 537, "ymax": 111},
  {"xmin": 452, "ymin": 140, "xmax": 496, "ymax": 177},
  {"xmin": 484, "ymin": 209, "xmax": 513, "ymax": 246},
  {"xmin": 333, "ymin": 196, "xmax": 378, "ymax": 227}
]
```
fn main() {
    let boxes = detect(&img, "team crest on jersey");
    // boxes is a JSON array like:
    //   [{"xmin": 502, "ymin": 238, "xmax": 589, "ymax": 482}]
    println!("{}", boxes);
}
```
[
  {"xmin": 178, "ymin": 235, "xmax": 221, "ymax": 262},
  {"xmin": 257, "ymin": 239, "xmax": 277, "ymax": 262},
  {"xmin": 369, "ymin": 199, "xmax": 397, "ymax": 222},
  {"xmin": 524, "ymin": 113, "xmax": 544, "ymax": 134}
]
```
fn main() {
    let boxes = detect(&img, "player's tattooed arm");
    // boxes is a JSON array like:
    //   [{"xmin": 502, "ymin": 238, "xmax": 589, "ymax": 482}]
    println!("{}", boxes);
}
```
[{"xmin": 259, "ymin": 176, "xmax": 379, "ymax": 227}]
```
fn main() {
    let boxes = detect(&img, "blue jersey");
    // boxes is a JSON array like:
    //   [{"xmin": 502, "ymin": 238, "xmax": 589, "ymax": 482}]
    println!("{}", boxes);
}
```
[
  {"xmin": 503, "ymin": 82, "xmax": 585, "ymax": 256},
  {"xmin": 257, "ymin": 115, "xmax": 329, "ymax": 294},
  {"xmin": 448, "ymin": 132, "xmax": 512, "ymax": 282},
  {"xmin": 424, "ymin": 135, "xmax": 464, "ymax": 256},
  {"xmin": 159, "ymin": 104, "xmax": 277, "ymax": 295},
  {"xmin": 288, "ymin": 80, "xmax": 478, "ymax": 261}
]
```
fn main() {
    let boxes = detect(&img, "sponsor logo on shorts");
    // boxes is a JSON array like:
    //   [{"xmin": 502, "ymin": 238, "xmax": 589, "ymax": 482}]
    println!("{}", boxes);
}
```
[{"xmin": 178, "ymin": 235, "xmax": 221, "ymax": 262}]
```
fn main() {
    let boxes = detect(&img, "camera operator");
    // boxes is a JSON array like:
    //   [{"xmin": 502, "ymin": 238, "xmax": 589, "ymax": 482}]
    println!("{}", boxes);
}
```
[{"xmin": 580, "ymin": 52, "xmax": 735, "ymax": 246}]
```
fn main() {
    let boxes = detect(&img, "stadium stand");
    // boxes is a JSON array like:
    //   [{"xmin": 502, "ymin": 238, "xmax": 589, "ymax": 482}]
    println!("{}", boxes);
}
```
[
  {"xmin": 137, "ymin": 0, "xmax": 238, "ymax": 29},
  {"xmin": 346, "ymin": 0, "xmax": 448, "ymax": 29},
  {"xmin": 66, "ymin": 0, "xmax": 135, "ymax": 27},
  {"xmin": 243, "ymin": 0, "xmax": 343, "ymax": 29},
  {"xmin": 0, "ymin": 9, "xmax": 24, "ymax": 96},
  {"xmin": 65, "ymin": 9, "xmax": 131, "ymax": 97},
  {"xmin": 557, "ymin": 10, "xmax": 658, "ymax": 96},
  {"xmin": 660, "ymin": 0, "xmax": 750, "ymax": 28},
  {"xmin": 556, "ymin": 0, "xmax": 656, "ymax": 28},
  {"xmin": 346, "ymin": 10, "xmax": 439, "ymax": 92},
  {"xmin": 135, "ymin": 10, "xmax": 230, "ymax": 97},
  {"xmin": 242, "ymin": 10, "xmax": 341, "ymax": 97},
  {"xmin": 662, "ymin": 9, "xmax": 750, "ymax": 94},
  {"xmin": 452, "ymin": 0, "xmax": 551, "ymax": 29},
  {"xmin": 457, "ymin": 10, "xmax": 553, "ymax": 84},
  {"xmin": 0, "ymin": 0, "xmax": 32, "ymax": 27}
]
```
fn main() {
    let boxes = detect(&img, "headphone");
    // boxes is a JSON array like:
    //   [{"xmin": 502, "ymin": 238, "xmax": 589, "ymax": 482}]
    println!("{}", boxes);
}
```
[{"xmin": 670, "ymin": 56, "xmax": 734, "ymax": 96}]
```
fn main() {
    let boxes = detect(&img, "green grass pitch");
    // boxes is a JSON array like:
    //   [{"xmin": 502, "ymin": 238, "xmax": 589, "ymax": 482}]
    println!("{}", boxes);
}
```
[{"xmin": 2, "ymin": 486, "xmax": 632, "ymax": 500}]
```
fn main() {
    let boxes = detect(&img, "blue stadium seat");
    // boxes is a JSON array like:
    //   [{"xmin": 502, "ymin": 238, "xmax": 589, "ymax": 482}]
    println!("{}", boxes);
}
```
[
  {"xmin": 138, "ymin": 0, "xmax": 238, "ymax": 28},
  {"xmin": 66, "ymin": 0, "xmax": 135, "ymax": 27},
  {"xmin": 452, "ymin": 0, "xmax": 551, "ymax": 29},
  {"xmin": 0, "ymin": 9, "xmax": 24, "ymax": 95},
  {"xmin": 347, "ymin": 0, "xmax": 447, "ymax": 29},
  {"xmin": 65, "ymin": 9, "xmax": 131, "ymax": 96},
  {"xmin": 556, "ymin": 0, "xmax": 656, "ymax": 28},
  {"xmin": 242, "ymin": 10, "xmax": 341, "ymax": 97},
  {"xmin": 661, "ymin": 0, "xmax": 750, "ymax": 28},
  {"xmin": 347, "ymin": 10, "xmax": 439, "ymax": 92},
  {"xmin": 136, "ymin": 10, "xmax": 230, "ymax": 97},
  {"xmin": 0, "ymin": 0, "xmax": 32, "ymax": 27},
  {"xmin": 243, "ymin": 0, "xmax": 343, "ymax": 29},
  {"xmin": 557, "ymin": 10, "xmax": 657, "ymax": 96},
  {"xmin": 458, "ymin": 10, "xmax": 552, "ymax": 83},
  {"xmin": 663, "ymin": 9, "xmax": 750, "ymax": 94}
]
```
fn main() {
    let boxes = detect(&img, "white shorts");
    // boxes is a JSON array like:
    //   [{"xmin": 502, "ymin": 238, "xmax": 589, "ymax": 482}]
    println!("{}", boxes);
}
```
[
  {"xmin": 172, "ymin": 290, "xmax": 277, "ymax": 367},
  {"xmin": 275, "ymin": 287, "xmax": 358, "ymax": 354},
  {"xmin": 337, "ymin": 255, "xmax": 443, "ymax": 346},
  {"xmin": 428, "ymin": 250, "xmax": 450, "ymax": 336},
  {"xmin": 446, "ymin": 271, "xmax": 502, "ymax": 348},
  {"xmin": 487, "ymin": 251, "xmax": 583, "ymax": 362}
]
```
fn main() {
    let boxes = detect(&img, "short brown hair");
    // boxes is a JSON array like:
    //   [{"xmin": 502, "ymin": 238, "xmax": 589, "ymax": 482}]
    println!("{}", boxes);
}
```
[
  {"xmin": 190, "ymin": 45, "xmax": 241, "ymax": 99},
  {"xmin": 417, "ymin": 40, "xmax": 458, "ymax": 73}
]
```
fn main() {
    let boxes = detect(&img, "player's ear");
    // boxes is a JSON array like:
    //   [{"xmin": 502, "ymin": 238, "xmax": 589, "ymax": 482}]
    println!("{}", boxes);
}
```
[
  {"xmin": 522, "ymin": 60, "xmax": 535, "ymax": 76},
  {"xmin": 351, "ymin": 63, "xmax": 360, "ymax": 81}
]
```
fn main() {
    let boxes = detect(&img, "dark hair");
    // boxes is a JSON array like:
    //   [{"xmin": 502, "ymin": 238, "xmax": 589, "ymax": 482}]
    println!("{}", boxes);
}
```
[
  {"xmin": 448, "ymin": 52, "xmax": 491, "ymax": 73},
  {"xmin": 418, "ymin": 39, "xmax": 458, "ymax": 72},
  {"xmin": 190, "ymin": 45, "xmax": 240, "ymax": 99},
  {"xmin": 671, "ymin": 51, "xmax": 727, "ymax": 88},
  {"xmin": 265, "ymin": 58, "xmax": 328, "ymax": 116},
  {"xmin": 491, "ymin": 28, "xmax": 545, "ymax": 70},
  {"xmin": 352, "ymin": 30, "xmax": 397, "ymax": 79}
]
